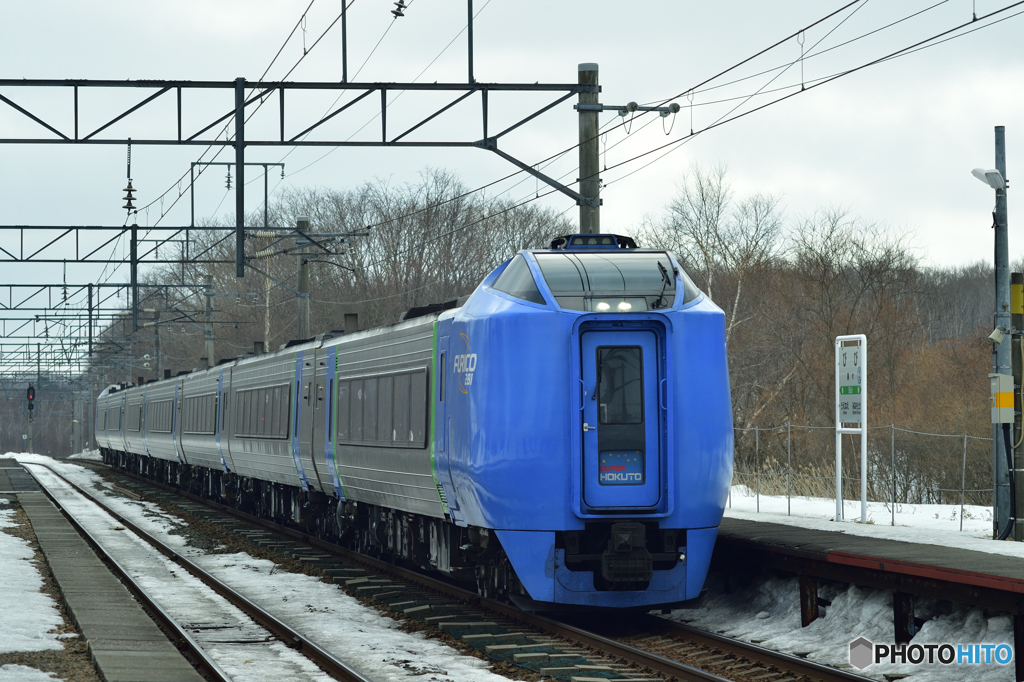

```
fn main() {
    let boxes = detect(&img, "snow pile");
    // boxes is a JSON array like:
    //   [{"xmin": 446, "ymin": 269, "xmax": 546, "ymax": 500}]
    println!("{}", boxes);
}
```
[
  {"xmin": 0, "ymin": 665, "xmax": 62, "ymax": 681},
  {"xmin": 68, "ymin": 449, "xmax": 102, "ymax": 461},
  {"xmin": 0, "ymin": 502, "xmax": 64, "ymax": 653},
  {"xmin": 672, "ymin": 572, "xmax": 1014, "ymax": 681}
]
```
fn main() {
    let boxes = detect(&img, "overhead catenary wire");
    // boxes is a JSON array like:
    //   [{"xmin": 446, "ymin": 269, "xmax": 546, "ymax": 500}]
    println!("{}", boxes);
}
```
[
  {"xmin": 252, "ymin": 1, "xmax": 868, "ymax": 239},
  {"xmin": 91, "ymin": 0, "xmax": 1024, "ymax": 329},
  {"xmin": 601, "ymin": 0, "xmax": 1024, "ymax": 188},
  {"xmin": 269, "ymin": 0, "xmax": 489, "ymax": 184},
  {"xmin": 308, "ymin": 1, "xmax": 1024, "ymax": 306},
  {"xmin": 137, "ymin": 1, "xmax": 357, "ymax": 226},
  {"xmin": 129, "ymin": 0, "xmax": 860, "ymax": 247}
]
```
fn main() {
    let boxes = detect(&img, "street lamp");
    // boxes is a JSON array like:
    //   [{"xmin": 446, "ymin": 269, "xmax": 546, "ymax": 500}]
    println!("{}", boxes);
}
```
[
  {"xmin": 973, "ymin": 167, "xmax": 1007, "ymax": 190},
  {"xmin": 973, "ymin": 127, "xmax": 1013, "ymax": 540}
]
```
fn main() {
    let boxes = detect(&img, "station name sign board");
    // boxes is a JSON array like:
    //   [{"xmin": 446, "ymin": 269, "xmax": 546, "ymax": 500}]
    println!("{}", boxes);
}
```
[{"xmin": 836, "ymin": 338, "xmax": 865, "ymax": 425}]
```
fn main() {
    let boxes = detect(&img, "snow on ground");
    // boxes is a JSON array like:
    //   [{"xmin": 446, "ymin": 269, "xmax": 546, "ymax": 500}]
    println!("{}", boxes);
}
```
[
  {"xmin": 5, "ymin": 454, "xmax": 522, "ymax": 682},
  {"xmin": 662, "ymin": 485, "xmax": 1018, "ymax": 681},
  {"xmin": 66, "ymin": 449, "xmax": 101, "ymax": 462},
  {"xmin": 725, "ymin": 485, "xmax": 1024, "ymax": 558},
  {"xmin": 0, "ymin": 495, "xmax": 64, "ymax": 654},
  {"xmin": 670, "ymin": 572, "xmax": 1016, "ymax": 681},
  {"xmin": 0, "ymin": 665, "xmax": 62, "ymax": 681}
]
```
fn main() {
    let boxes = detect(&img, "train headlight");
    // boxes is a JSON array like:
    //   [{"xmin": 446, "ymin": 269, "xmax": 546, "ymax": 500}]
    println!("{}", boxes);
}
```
[
  {"xmin": 596, "ymin": 302, "xmax": 611, "ymax": 311},
  {"xmin": 617, "ymin": 301, "xmax": 632, "ymax": 311}
]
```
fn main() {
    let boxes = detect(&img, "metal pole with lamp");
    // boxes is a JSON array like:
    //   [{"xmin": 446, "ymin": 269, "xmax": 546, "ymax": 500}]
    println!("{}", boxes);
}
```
[{"xmin": 974, "ymin": 125, "xmax": 1013, "ymax": 539}]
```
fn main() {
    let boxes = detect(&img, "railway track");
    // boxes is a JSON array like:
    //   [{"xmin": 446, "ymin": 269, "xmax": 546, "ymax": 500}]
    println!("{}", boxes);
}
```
[
  {"xmin": 78, "ymin": 460, "xmax": 871, "ymax": 682},
  {"xmin": 23, "ymin": 461, "xmax": 374, "ymax": 682}
]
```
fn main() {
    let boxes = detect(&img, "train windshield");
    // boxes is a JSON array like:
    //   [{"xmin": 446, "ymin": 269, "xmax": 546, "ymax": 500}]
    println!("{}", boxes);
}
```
[{"xmin": 534, "ymin": 252, "xmax": 697, "ymax": 311}]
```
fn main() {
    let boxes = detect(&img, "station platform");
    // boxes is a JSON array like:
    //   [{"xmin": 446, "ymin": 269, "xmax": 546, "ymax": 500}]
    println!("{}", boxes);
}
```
[
  {"xmin": 713, "ymin": 516, "xmax": 1024, "ymax": 677},
  {"xmin": 14, "ymin": 465, "xmax": 204, "ymax": 682},
  {"xmin": 718, "ymin": 517, "xmax": 1024, "ymax": 596},
  {"xmin": 0, "ymin": 465, "xmax": 41, "ymax": 494}
]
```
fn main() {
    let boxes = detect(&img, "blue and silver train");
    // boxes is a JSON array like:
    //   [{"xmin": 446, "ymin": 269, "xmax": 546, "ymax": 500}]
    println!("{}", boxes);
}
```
[{"xmin": 97, "ymin": 234, "xmax": 734, "ymax": 608}]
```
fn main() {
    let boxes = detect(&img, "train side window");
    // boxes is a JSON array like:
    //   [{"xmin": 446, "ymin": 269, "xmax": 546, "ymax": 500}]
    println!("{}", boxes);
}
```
[
  {"xmin": 393, "ymin": 373, "xmax": 411, "ymax": 443},
  {"xmin": 280, "ymin": 386, "xmax": 291, "ymax": 439},
  {"xmin": 351, "ymin": 379, "xmax": 364, "ymax": 441},
  {"xmin": 364, "ymin": 378, "xmax": 379, "ymax": 443},
  {"xmin": 410, "ymin": 370, "xmax": 427, "ymax": 446},
  {"xmin": 378, "ymin": 376, "xmax": 393, "ymax": 442},
  {"xmin": 337, "ymin": 381, "xmax": 350, "ymax": 441},
  {"xmin": 439, "ymin": 354, "xmax": 445, "ymax": 401}
]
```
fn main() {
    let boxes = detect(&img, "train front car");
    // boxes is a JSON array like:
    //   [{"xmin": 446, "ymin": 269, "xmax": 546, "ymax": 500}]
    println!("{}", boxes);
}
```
[{"xmin": 435, "ymin": 234, "xmax": 733, "ymax": 608}]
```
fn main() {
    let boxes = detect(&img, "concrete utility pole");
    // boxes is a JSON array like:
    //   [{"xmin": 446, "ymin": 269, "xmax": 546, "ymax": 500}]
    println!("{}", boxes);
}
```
[
  {"xmin": 992, "ymin": 126, "xmax": 1012, "ymax": 537},
  {"xmin": 1013, "ymin": 271, "xmax": 1024, "ymax": 541},
  {"xmin": 296, "ymin": 216, "xmax": 311, "ymax": 339},
  {"xmin": 578, "ymin": 63, "xmax": 600, "ymax": 234},
  {"xmin": 204, "ymin": 275, "xmax": 215, "ymax": 367}
]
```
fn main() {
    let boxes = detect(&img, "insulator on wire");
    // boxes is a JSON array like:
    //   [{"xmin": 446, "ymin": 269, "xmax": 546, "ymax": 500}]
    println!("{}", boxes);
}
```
[
  {"xmin": 250, "ymin": 248, "xmax": 276, "ymax": 260},
  {"xmin": 250, "ymin": 230, "xmax": 279, "ymax": 238}
]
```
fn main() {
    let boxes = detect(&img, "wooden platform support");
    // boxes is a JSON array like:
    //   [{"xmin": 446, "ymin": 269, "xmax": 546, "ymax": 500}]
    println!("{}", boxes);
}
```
[
  {"xmin": 893, "ymin": 591, "xmax": 917, "ymax": 644},
  {"xmin": 799, "ymin": 575, "xmax": 819, "ymax": 627}
]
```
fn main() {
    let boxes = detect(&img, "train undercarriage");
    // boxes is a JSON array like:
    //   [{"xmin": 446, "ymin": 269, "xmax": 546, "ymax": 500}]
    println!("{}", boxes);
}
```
[{"xmin": 102, "ymin": 449, "xmax": 526, "ymax": 602}]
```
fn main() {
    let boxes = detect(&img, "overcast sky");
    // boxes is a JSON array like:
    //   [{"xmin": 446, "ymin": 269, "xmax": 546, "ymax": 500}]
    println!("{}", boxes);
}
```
[{"xmin": 2, "ymin": 0, "xmax": 1023, "ymax": 293}]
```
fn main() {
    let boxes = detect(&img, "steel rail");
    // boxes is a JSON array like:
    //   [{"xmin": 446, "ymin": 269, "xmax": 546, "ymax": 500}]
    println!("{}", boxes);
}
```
[
  {"xmin": 21, "ymin": 465, "xmax": 232, "ymax": 682},
  {"xmin": 645, "ymin": 615, "xmax": 870, "ymax": 682},
  {"xmin": 100, "ymin": 463, "xmax": 870, "ymax": 682},
  {"xmin": 27, "ymin": 462, "xmax": 374, "ymax": 682}
]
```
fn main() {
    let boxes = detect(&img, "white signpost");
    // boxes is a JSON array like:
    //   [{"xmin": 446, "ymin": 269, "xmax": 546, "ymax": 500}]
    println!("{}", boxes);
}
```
[{"xmin": 835, "ymin": 334, "xmax": 867, "ymax": 523}]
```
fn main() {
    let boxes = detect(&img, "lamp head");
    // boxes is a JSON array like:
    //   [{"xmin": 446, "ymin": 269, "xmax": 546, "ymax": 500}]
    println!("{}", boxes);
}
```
[{"xmin": 972, "ymin": 168, "xmax": 1006, "ymax": 190}]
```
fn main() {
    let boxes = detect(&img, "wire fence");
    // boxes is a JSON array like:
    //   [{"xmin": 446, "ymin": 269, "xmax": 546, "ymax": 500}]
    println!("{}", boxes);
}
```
[{"xmin": 730, "ymin": 423, "xmax": 993, "ymax": 530}]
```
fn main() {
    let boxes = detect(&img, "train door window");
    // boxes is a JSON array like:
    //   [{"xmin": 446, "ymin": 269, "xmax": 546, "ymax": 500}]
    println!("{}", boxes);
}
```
[
  {"xmin": 350, "ymin": 379, "xmax": 364, "ymax": 441},
  {"xmin": 378, "ymin": 376, "xmax": 393, "ymax": 442},
  {"xmin": 439, "ymin": 354, "xmax": 446, "ymax": 401},
  {"xmin": 294, "ymin": 380, "xmax": 301, "ymax": 437},
  {"xmin": 410, "ymin": 370, "xmax": 427, "ymax": 446},
  {"xmin": 327, "ymin": 379, "xmax": 334, "ymax": 440},
  {"xmin": 597, "ymin": 346, "xmax": 644, "ymax": 425},
  {"xmin": 336, "ymin": 381, "xmax": 351, "ymax": 441},
  {"xmin": 363, "ymin": 378, "xmax": 379, "ymax": 443},
  {"xmin": 393, "ymin": 373, "xmax": 411, "ymax": 443}
]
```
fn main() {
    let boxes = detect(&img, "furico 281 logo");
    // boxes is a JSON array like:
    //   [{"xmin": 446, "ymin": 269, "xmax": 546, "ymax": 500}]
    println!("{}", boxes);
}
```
[{"xmin": 454, "ymin": 333, "xmax": 477, "ymax": 393}]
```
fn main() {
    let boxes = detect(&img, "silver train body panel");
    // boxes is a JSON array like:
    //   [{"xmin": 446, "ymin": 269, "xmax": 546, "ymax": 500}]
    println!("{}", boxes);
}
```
[{"xmin": 95, "ymin": 315, "xmax": 444, "ymax": 520}]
